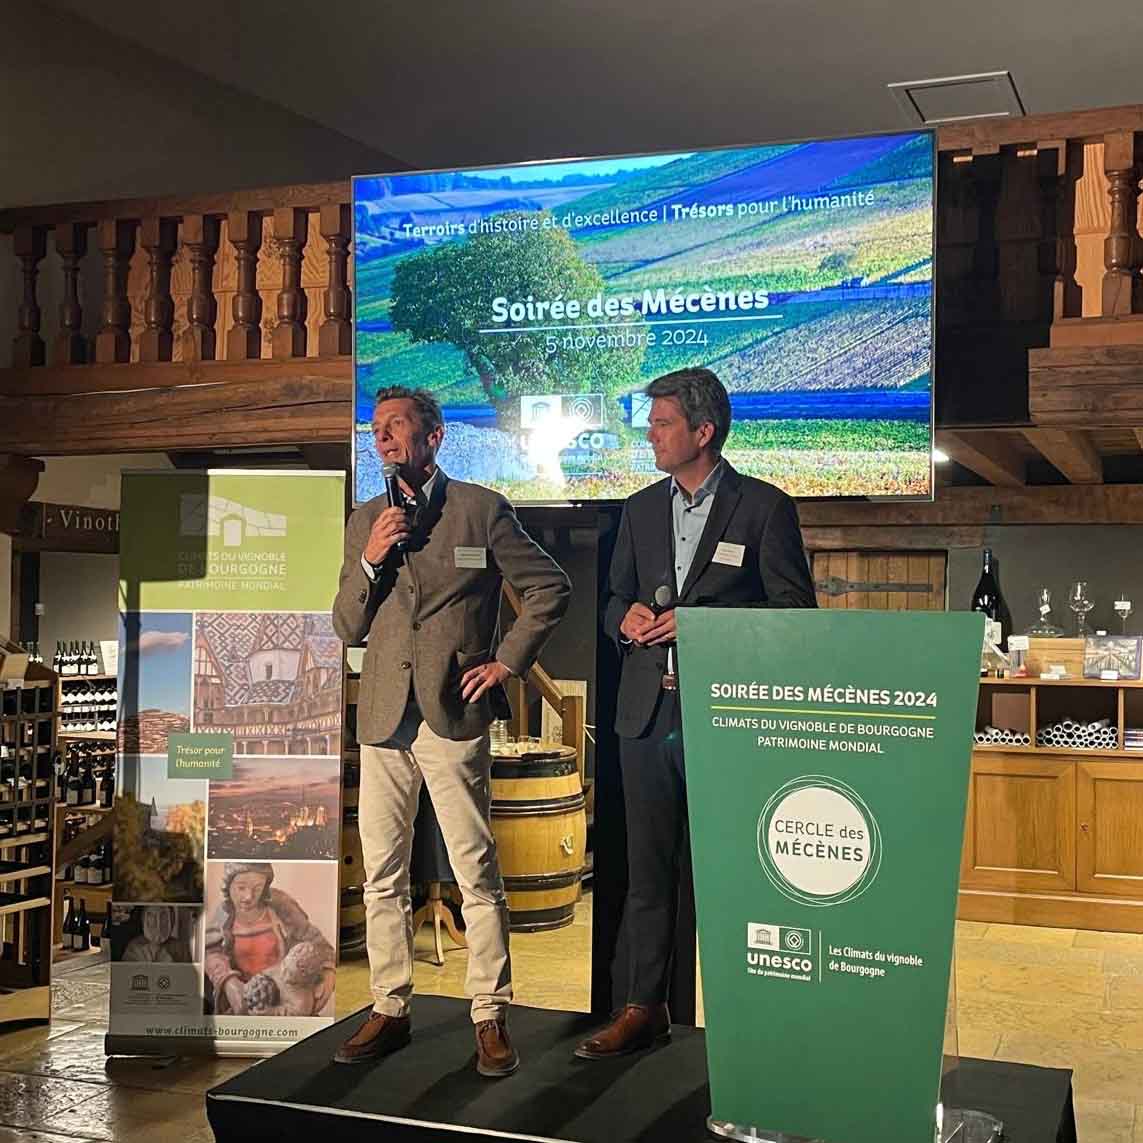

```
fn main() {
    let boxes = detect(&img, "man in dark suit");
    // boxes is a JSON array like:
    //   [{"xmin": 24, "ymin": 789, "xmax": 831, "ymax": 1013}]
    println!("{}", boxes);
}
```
[{"xmin": 576, "ymin": 367, "xmax": 817, "ymax": 1059}]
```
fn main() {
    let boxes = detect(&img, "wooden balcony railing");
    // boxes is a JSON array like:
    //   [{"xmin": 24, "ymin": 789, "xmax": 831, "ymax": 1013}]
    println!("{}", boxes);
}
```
[
  {"xmin": 1, "ymin": 182, "xmax": 355, "ymax": 453},
  {"xmin": 2, "ymin": 104, "xmax": 1143, "ymax": 487}
]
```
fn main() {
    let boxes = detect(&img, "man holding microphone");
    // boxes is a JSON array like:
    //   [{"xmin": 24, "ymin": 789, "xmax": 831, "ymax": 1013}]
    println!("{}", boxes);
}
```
[
  {"xmin": 577, "ymin": 367, "xmax": 817, "ymax": 1059},
  {"xmin": 332, "ymin": 385, "xmax": 570, "ymax": 1076}
]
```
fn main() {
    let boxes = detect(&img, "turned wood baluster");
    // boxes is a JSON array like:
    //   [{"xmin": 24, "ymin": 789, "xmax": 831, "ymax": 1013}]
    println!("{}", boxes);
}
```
[
  {"xmin": 319, "ymin": 203, "xmax": 352, "ymax": 356},
  {"xmin": 272, "ymin": 207, "xmax": 308, "ymax": 358},
  {"xmin": 181, "ymin": 214, "xmax": 221, "ymax": 361},
  {"xmin": 139, "ymin": 217, "xmax": 178, "ymax": 362},
  {"xmin": 54, "ymin": 223, "xmax": 88, "ymax": 364},
  {"xmin": 1101, "ymin": 130, "xmax": 1141, "ymax": 316},
  {"xmin": 12, "ymin": 226, "xmax": 47, "ymax": 367},
  {"xmin": 225, "ymin": 211, "xmax": 263, "ymax": 360},
  {"xmin": 1037, "ymin": 141, "xmax": 1082, "ymax": 322},
  {"xmin": 95, "ymin": 219, "xmax": 136, "ymax": 364}
]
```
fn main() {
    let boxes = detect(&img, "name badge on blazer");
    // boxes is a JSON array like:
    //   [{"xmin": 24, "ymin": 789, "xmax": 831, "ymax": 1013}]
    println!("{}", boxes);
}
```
[
  {"xmin": 713, "ymin": 542, "xmax": 746, "ymax": 567},
  {"xmin": 454, "ymin": 546, "xmax": 488, "ymax": 569}
]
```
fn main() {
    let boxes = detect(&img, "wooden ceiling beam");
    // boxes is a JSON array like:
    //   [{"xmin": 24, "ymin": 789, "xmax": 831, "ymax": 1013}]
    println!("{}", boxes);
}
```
[
  {"xmin": 797, "ymin": 484, "xmax": 1143, "ymax": 527},
  {"xmin": 1022, "ymin": 429, "xmax": 1104, "ymax": 484},
  {"xmin": 936, "ymin": 431, "xmax": 1026, "ymax": 487}
]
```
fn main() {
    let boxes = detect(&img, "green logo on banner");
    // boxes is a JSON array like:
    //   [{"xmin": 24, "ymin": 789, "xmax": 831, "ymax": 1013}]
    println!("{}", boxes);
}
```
[
  {"xmin": 168, "ymin": 733, "xmax": 233, "ymax": 779},
  {"xmin": 757, "ymin": 775, "xmax": 883, "ymax": 907}
]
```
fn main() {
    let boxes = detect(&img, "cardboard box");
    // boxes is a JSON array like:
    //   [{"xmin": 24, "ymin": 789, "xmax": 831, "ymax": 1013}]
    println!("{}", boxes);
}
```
[
  {"xmin": 1026, "ymin": 637, "xmax": 1085, "ymax": 678},
  {"xmin": 0, "ymin": 637, "xmax": 30, "ymax": 682}
]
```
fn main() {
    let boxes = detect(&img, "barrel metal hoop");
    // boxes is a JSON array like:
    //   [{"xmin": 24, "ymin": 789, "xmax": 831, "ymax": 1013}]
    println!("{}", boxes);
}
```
[
  {"xmin": 490, "ymin": 793, "xmax": 586, "ymax": 816},
  {"xmin": 492, "ymin": 758, "xmax": 578, "ymax": 779},
  {"xmin": 507, "ymin": 903, "xmax": 577, "ymax": 933},
  {"xmin": 502, "ymin": 869, "xmax": 583, "ymax": 892}
]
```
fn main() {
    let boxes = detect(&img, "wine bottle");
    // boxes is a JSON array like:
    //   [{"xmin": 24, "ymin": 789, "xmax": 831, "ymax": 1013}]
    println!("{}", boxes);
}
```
[
  {"xmin": 66, "ymin": 758, "xmax": 81, "ymax": 806},
  {"xmin": 62, "ymin": 896, "xmax": 75, "ymax": 950},
  {"xmin": 81, "ymin": 762, "xmax": 96, "ymax": 806},
  {"xmin": 99, "ymin": 766, "xmax": 114, "ymax": 809},
  {"xmin": 971, "ymin": 548, "xmax": 1007, "ymax": 648},
  {"xmin": 77, "ymin": 900, "xmax": 90, "ymax": 951}
]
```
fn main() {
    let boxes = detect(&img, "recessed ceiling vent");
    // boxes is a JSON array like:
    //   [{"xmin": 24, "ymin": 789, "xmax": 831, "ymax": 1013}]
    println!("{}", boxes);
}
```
[{"xmin": 888, "ymin": 71, "xmax": 1025, "ymax": 125}]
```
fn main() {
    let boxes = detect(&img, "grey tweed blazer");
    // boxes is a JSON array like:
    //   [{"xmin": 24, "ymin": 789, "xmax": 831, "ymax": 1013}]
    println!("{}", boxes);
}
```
[{"xmin": 332, "ymin": 470, "xmax": 570, "ymax": 744}]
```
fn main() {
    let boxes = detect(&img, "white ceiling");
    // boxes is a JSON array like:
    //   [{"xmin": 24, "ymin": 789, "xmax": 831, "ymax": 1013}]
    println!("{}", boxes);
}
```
[{"xmin": 42, "ymin": 0, "xmax": 1143, "ymax": 174}]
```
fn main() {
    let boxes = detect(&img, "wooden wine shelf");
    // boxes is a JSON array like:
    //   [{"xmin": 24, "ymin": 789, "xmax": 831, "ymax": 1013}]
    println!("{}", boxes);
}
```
[
  {"xmin": 57, "ymin": 732, "xmax": 116, "ymax": 741},
  {"xmin": 0, "ymin": 893, "xmax": 51, "ymax": 917},
  {"xmin": 0, "ymin": 833, "xmax": 50, "ymax": 849},
  {"xmin": 0, "ymin": 862, "xmax": 52, "ymax": 881}
]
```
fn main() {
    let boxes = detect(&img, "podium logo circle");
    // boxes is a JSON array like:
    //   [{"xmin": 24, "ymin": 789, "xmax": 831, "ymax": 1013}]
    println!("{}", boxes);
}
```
[{"xmin": 756, "ymin": 776, "xmax": 882, "ymax": 907}]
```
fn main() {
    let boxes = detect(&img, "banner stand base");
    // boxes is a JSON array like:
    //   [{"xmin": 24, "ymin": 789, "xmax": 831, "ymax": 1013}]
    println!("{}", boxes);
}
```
[
  {"xmin": 942, "ymin": 1108, "xmax": 1004, "ymax": 1143},
  {"xmin": 707, "ymin": 1119, "xmax": 819, "ymax": 1142}
]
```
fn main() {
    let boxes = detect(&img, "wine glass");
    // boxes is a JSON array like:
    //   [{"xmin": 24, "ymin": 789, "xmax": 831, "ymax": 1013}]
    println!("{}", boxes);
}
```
[
  {"xmin": 1115, "ymin": 592, "xmax": 1134, "ymax": 636},
  {"xmin": 1068, "ymin": 581, "xmax": 1094, "ymax": 637}
]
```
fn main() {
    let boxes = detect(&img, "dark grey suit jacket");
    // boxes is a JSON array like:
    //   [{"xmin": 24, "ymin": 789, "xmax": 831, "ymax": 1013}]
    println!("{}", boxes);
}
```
[
  {"xmin": 602, "ymin": 463, "xmax": 817, "ymax": 739},
  {"xmin": 332, "ymin": 471, "xmax": 570, "ymax": 744}
]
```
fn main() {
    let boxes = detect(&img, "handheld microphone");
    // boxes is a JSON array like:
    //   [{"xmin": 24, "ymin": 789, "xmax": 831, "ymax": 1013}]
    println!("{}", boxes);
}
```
[
  {"xmin": 653, "ymin": 585, "xmax": 677, "ymax": 685},
  {"xmin": 382, "ymin": 462, "xmax": 408, "ymax": 552}
]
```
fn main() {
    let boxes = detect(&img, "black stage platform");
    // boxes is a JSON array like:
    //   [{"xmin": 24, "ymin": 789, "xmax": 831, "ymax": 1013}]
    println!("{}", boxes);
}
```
[{"xmin": 206, "ymin": 997, "xmax": 1076, "ymax": 1143}]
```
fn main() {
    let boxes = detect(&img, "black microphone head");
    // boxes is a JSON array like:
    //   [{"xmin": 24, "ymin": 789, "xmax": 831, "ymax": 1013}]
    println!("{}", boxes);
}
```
[
  {"xmin": 382, "ymin": 462, "xmax": 404, "ymax": 507},
  {"xmin": 653, "ymin": 584, "xmax": 673, "ymax": 611}
]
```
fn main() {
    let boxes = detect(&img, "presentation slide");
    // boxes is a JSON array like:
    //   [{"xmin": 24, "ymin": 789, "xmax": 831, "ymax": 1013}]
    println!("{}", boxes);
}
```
[{"xmin": 353, "ymin": 131, "xmax": 933, "ymax": 503}]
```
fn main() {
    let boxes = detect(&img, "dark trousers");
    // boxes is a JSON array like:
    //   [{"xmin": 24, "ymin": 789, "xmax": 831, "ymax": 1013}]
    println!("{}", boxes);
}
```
[{"xmin": 616, "ymin": 689, "xmax": 694, "ymax": 1008}]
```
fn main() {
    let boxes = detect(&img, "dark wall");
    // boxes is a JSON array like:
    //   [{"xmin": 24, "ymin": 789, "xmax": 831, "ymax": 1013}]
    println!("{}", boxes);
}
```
[{"xmin": 948, "ymin": 526, "xmax": 1143, "ymax": 637}]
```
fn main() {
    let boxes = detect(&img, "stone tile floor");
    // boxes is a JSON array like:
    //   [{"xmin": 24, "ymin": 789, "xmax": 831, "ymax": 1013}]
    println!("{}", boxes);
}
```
[{"xmin": 0, "ymin": 910, "xmax": 1139, "ymax": 1141}]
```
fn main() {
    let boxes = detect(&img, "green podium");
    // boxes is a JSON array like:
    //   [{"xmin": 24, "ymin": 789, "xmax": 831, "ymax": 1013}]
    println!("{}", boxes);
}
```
[{"xmin": 676, "ymin": 609, "xmax": 983, "ymax": 1143}]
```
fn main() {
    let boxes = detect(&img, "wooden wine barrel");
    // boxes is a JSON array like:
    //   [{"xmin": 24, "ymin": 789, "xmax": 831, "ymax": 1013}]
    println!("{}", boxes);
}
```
[
  {"xmin": 339, "ymin": 768, "xmax": 366, "ymax": 957},
  {"xmin": 490, "ymin": 749, "xmax": 586, "ymax": 933}
]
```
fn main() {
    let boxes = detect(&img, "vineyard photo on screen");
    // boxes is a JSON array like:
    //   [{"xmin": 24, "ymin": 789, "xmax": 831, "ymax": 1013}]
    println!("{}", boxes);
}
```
[{"xmin": 353, "ymin": 131, "xmax": 933, "ymax": 503}]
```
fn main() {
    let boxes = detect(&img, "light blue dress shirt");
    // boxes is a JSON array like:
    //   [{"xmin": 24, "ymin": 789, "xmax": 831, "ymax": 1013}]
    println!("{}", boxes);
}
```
[{"xmin": 670, "ymin": 460, "xmax": 725, "ymax": 594}]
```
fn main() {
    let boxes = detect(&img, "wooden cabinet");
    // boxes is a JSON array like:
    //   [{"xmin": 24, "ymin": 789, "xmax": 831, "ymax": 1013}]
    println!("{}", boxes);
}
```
[
  {"xmin": 1076, "ymin": 761, "xmax": 1143, "ymax": 898},
  {"xmin": 959, "ymin": 678, "xmax": 1143, "ymax": 931},
  {"xmin": 961, "ymin": 755, "xmax": 1075, "ymax": 893}
]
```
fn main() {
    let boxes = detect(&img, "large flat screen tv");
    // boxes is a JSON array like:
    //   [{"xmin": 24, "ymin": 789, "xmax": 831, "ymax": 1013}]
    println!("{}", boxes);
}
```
[{"xmin": 353, "ymin": 130, "xmax": 934, "ymax": 504}]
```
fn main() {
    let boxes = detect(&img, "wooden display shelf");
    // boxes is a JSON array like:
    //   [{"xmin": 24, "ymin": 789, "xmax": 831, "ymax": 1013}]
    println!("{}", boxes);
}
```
[
  {"xmin": 981, "ymin": 677, "xmax": 1143, "ymax": 688},
  {"xmin": 57, "ymin": 731, "xmax": 116, "ymax": 741},
  {"xmin": 59, "ymin": 674, "xmax": 116, "ymax": 682},
  {"xmin": 56, "ymin": 880, "xmax": 111, "ymax": 892},
  {"xmin": 962, "ymin": 672, "xmax": 1143, "ymax": 934},
  {"xmin": 56, "ymin": 802, "xmax": 113, "ymax": 815},
  {"xmin": 974, "ymin": 744, "xmax": 1143, "ymax": 759}
]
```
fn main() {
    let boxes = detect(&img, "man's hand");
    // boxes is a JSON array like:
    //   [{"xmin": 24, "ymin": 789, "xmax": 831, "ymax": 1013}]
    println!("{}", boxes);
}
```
[
  {"xmin": 619, "ymin": 602, "xmax": 657, "ymax": 644},
  {"xmin": 362, "ymin": 506, "xmax": 411, "ymax": 565},
  {"xmin": 461, "ymin": 660, "xmax": 511, "ymax": 703},
  {"xmin": 642, "ymin": 608, "xmax": 677, "ymax": 646}
]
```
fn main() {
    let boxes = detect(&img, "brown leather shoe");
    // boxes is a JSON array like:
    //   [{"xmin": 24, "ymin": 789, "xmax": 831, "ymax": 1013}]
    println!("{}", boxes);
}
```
[
  {"xmin": 333, "ymin": 1011, "xmax": 411, "ymax": 1065},
  {"xmin": 573, "ymin": 1004, "xmax": 670, "ymax": 1059},
  {"xmin": 474, "ymin": 1017, "xmax": 519, "ymax": 1077}
]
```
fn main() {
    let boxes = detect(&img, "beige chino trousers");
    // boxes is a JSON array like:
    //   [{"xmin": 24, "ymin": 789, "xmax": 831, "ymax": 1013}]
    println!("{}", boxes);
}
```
[{"xmin": 358, "ymin": 703, "xmax": 512, "ymax": 1023}]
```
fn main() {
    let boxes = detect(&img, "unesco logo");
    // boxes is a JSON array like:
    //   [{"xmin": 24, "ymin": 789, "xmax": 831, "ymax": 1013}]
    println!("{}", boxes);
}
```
[{"xmin": 747, "ymin": 923, "xmax": 812, "ymax": 955}]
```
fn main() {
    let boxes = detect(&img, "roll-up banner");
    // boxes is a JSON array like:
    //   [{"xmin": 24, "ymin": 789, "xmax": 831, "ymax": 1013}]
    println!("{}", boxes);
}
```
[{"xmin": 108, "ymin": 470, "xmax": 345, "ymax": 1056}]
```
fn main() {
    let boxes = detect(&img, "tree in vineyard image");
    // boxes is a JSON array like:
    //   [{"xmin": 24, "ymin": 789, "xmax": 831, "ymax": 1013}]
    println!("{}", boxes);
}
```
[{"xmin": 389, "ymin": 212, "xmax": 646, "ymax": 431}]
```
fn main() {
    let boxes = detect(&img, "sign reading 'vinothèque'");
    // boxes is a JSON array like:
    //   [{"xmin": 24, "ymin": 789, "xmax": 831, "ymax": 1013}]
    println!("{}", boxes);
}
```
[{"xmin": 677, "ymin": 608, "xmax": 982, "ymax": 1143}]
